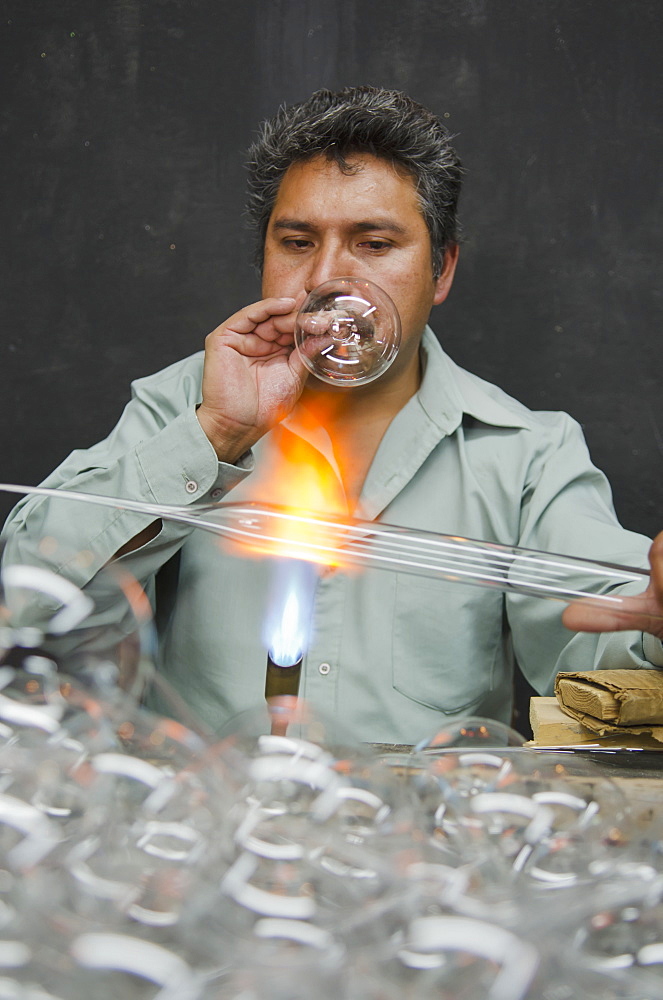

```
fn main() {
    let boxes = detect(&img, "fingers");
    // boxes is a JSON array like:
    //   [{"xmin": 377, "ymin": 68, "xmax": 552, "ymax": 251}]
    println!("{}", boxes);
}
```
[
  {"xmin": 562, "ymin": 533, "xmax": 663, "ymax": 639},
  {"xmin": 561, "ymin": 598, "xmax": 637, "ymax": 634},
  {"xmin": 204, "ymin": 297, "xmax": 299, "ymax": 365},
  {"xmin": 212, "ymin": 297, "xmax": 298, "ymax": 340},
  {"xmin": 270, "ymin": 289, "xmax": 308, "ymax": 346},
  {"xmin": 644, "ymin": 531, "xmax": 663, "ymax": 638},
  {"xmin": 562, "ymin": 578, "xmax": 663, "ymax": 640},
  {"xmin": 218, "ymin": 330, "xmax": 291, "ymax": 358},
  {"xmin": 649, "ymin": 531, "xmax": 663, "ymax": 598},
  {"xmin": 562, "ymin": 597, "xmax": 663, "ymax": 638}
]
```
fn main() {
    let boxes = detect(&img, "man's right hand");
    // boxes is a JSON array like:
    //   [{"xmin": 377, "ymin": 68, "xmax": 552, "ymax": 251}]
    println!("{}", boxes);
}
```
[{"xmin": 196, "ymin": 295, "xmax": 308, "ymax": 463}]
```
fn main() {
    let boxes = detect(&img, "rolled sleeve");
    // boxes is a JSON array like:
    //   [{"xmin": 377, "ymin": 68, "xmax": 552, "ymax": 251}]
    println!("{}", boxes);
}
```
[
  {"xmin": 1, "ymin": 354, "xmax": 256, "ymax": 589},
  {"xmin": 135, "ymin": 407, "xmax": 254, "ymax": 505}
]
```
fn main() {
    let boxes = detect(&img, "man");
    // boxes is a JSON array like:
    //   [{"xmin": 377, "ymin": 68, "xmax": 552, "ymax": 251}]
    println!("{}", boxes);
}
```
[{"xmin": 3, "ymin": 87, "xmax": 663, "ymax": 743}]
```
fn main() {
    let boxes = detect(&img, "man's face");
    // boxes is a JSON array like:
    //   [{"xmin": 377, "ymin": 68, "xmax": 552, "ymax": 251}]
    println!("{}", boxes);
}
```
[{"xmin": 262, "ymin": 154, "xmax": 458, "ymax": 385}]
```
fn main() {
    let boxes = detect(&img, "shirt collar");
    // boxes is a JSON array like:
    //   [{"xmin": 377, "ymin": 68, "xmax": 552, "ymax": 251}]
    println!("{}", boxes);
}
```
[
  {"xmin": 417, "ymin": 327, "xmax": 532, "ymax": 434},
  {"xmin": 282, "ymin": 325, "xmax": 532, "ymax": 446}
]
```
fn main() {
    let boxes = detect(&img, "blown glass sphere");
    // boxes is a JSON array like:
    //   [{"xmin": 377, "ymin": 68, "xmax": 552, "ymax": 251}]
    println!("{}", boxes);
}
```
[{"xmin": 294, "ymin": 277, "xmax": 401, "ymax": 386}]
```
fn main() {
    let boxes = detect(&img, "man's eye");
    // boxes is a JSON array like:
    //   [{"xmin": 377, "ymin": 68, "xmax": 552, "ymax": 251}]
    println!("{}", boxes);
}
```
[
  {"xmin": 361, "ymin": 240, "xmax": 391, "ymax": 251},
  {"xmin": 284, "ymin": 238, "xmax": 312, "ymax": 250}
]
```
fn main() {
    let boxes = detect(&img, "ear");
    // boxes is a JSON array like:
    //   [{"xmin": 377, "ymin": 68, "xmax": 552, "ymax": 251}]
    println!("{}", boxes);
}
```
[{"xmin": 433, "ymin": 244, "xmax": 460, "ymax": 306}]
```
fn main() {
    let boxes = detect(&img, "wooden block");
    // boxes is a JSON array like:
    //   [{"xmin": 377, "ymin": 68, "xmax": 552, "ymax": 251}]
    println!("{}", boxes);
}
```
[
  {"xmin": 529, "ymin": 697, "xmax": 663, "ymax": 750},
  {"xmin": 555, "ymin": 669, "xmax": 663, "ymax": 726},
  {"xmin": 554, "ymin": 678, "xmax": 620, "ymax": 721},
  {"xmin": 529, "ymin": 697, "xmax": 589, "ymax": 744}
]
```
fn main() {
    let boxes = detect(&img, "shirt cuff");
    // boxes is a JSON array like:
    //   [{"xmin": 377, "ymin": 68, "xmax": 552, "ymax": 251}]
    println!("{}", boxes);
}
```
[
  {"xmin": 643, "ymin": 632, "xmax": 663, "ymax": 668},
  {"xmin": 135, "ymin": 407, "xmax": 254, "ymax": 505}
]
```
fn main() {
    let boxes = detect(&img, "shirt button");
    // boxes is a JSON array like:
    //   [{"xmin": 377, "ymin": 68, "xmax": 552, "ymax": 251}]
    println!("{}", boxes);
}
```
[
  {"xmin": 210, "ymin": 488, "xmax": 224, "ymax": 500},
  {"xmin": 185, "ymin": 480, "xmax": 198, "ymax": 494},
  {"xmin": 318, "ymin": 662, "xmax": 331, "ymax": 676}
]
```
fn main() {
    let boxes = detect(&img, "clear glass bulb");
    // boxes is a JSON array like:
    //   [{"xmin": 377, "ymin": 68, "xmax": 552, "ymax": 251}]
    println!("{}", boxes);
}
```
[{"xmin": 294, "ymin": 277, "xmax": 401, "ymax": 386}]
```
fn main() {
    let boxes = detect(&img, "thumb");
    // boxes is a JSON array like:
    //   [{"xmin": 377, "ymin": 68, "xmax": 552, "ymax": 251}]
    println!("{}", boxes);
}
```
[{"xmin": 648, "ymin": 530, "xmax": 663, "ymax": 599}]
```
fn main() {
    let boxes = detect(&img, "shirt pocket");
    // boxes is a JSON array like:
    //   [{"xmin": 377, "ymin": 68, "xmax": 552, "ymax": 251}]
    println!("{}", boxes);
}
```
[{"xmin": 392, "ymin": 575, "xmax": 504, "ymax": 715}]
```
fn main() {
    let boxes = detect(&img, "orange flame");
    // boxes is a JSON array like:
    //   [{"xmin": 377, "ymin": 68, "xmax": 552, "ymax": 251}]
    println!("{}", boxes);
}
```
[{"xmin": 220, "ymin": 411, "xmax": 356, "ymax": 570}]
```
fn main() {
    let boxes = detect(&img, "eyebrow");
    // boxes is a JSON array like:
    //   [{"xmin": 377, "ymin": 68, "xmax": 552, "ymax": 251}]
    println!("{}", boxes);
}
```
[{"xmin": 271, "ymin": 218, "xmax": 409, "ymax": 236}]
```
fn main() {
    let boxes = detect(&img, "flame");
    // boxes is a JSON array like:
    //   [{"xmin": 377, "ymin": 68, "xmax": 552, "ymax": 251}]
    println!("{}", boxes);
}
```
[
  {"xmin": 267, "ymin": 570, "xmax": 309, "ymax": 666},
  {"xmin": 222, "ymin": 411, "xmax": 356, "ymax": 570},
  {"xmin": 220, "ymin": 404, "xmax": 367, "ymax": 668}
]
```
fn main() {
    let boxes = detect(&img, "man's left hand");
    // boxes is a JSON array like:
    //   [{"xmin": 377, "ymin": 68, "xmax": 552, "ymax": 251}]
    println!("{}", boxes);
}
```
[{"xmin": 562, "ymin": 531, "xmax": 663, "ymax": 639}]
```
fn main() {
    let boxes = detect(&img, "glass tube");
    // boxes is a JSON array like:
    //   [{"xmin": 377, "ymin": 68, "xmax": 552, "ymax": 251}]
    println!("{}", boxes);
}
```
[{"xmin": 0, "ymin": 484, "xmax": 654, "ymax": 618}]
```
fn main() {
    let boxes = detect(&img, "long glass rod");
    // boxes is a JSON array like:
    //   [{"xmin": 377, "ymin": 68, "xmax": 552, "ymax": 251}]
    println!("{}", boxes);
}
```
[{"xmin": 0, "ymin": 484, "xmax": 653, "ymax": 614}]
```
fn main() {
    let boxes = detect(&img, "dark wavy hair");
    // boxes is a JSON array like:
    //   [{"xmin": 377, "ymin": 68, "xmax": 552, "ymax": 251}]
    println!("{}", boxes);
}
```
[{"xmin": 245, "ymin": 86, "xmax": 463, "ymax": 278}]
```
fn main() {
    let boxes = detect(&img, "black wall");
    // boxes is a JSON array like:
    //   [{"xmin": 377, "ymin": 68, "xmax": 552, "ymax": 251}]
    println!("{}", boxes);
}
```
[{"xmin": 1, "ymin": 0, "xmax": 661, "ymax": 538}]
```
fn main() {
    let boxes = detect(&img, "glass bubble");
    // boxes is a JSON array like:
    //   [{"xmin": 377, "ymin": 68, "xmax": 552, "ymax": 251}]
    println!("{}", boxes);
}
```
[
  {"xmin": 352, "ymin": 912, "xmax": 539, "ymax": 1000},
  {"xmin": 200, "ymin": 916, "xmax": 347, "ymax": 1000},
  {"xmin": 294, "ymin": 277, "xmax": 401, "ymax": 386},
  {"xmin": 0, "ymin": 535, "xmax": 157, "ymax": 698},
  {"xmin": 210, "ymin": 698, "xmax": 372, "ymax": 870},
  {"xmin": 569, "ymin": 875, "xmax": 663, "ymax": 970},
  {"xmin": 216, "ymin": 695, "xmax": 368, "ymax": 767},
  {"xmin": 506, "ymin": 752, "xmax": 635, "ymax": 887},
  {"xmin": 413, "ymin": 716, "xmax": 527, "ymax": 754},
  {"xmin": 524, "ymin": 950, "xmax": 657, "ymax": 1000},
  {"xmin": 68, "ymin": 931, "xmax": 204, "ymax": 1000},
  {"xmin": 408, "ymin": 718, "xmax": 526, "ymax": 860}
]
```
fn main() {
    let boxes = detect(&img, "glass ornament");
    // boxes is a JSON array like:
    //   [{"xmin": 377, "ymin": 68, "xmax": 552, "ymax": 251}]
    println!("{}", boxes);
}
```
[
  {"xmin": 294, "ymin": 277, "xmax": 401, "ymax": 386},
  {"xmin": 413, "ymin": 717, "xmax": 527, "ymax": 754}
]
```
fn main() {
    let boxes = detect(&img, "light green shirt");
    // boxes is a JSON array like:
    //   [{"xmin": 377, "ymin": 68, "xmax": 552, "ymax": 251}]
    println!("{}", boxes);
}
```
[{"xmin": 3, "ymin": 329, "xmax": 661, "ymax": 743}]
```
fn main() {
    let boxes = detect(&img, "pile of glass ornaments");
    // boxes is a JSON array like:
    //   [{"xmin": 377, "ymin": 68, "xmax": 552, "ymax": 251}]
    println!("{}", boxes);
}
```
[{"xmin": 1, "ymin": 562, "xmax": 663, "ymax": 997}]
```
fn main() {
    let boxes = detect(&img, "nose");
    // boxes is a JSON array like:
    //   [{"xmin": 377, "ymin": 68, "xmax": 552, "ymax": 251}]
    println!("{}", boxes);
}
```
[{"xmin": 304, "ymin": 241, "xmax": 355, "ymax": 294}]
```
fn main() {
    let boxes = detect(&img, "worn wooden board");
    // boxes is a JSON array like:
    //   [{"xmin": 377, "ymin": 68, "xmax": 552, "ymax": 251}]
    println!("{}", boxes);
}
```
[{"xmin": 530, "ymin": 696, "xmax": 663, "ymax": 750}]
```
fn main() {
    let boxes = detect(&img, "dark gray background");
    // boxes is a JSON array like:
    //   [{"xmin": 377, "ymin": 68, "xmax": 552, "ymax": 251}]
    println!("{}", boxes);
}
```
[{"xmin": 1, "ymin": 0, "xmax": 661, "ymax": 538}]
